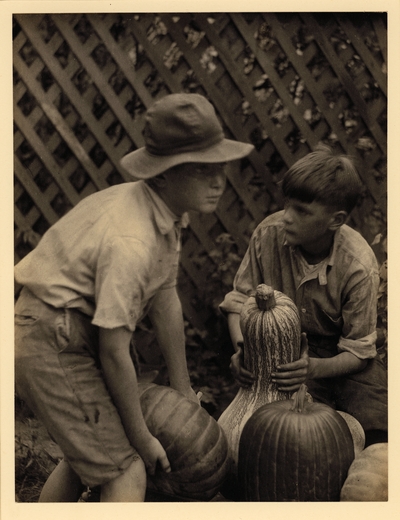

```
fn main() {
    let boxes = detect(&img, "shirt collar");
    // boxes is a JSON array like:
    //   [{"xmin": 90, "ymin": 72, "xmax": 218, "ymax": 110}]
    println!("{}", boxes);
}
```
[
  {"xmin": 142, "ymin": 182, "xmax": 189, "ymax": 235},
  {"xmin": 284, "ymin": 229, "xmax": 341, "ymax": 286}
]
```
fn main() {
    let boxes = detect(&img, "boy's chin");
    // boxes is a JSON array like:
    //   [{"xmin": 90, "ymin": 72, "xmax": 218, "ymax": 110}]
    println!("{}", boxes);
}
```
[{"xmin": 200, "ymin": 202, "xmax": 219, "ymax": 214}]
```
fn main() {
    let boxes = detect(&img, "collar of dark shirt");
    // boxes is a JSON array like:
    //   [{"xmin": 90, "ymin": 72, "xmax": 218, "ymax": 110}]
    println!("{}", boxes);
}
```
[
  {"xmin": 283, "ymin": 228, "xmax": 340, "ymax": 268},
  {"xmin": 142, "ymin": 182, "xmax": 190, "ymax": 235},
  {"xmin": 284, "ymin": 229, "xmax": 342, "ymax": 286}
]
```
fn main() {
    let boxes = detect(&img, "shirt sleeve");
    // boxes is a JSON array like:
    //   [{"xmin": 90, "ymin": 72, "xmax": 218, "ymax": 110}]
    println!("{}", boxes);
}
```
[
  {"xmin": 337, "ymin": 268, "xmax": 380, "ymax": 359},
  {"xmin": 92, "ymin": 236, "xmax": 152, "ymax": 331}
]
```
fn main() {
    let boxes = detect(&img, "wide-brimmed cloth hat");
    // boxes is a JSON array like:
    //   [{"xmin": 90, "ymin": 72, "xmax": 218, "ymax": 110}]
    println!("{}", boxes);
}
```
[{"xmin": 120, "ymin": 93, "xmax": 255, "ymax": 180}]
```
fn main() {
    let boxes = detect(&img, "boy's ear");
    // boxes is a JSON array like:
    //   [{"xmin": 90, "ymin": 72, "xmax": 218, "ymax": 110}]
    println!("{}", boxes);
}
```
[{"xmin": 329, "ymin": 210, "xmax": 348, "ymax": 231}]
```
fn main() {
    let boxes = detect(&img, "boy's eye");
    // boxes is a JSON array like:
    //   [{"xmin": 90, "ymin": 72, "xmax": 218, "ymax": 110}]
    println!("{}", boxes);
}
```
[
  {"xmin": 285, "ymin": 199, "xmax": 306, "ymax": 213},
  {"xmin": 192, "ymin": 163, "xmax": 227, "ymax": 177}
]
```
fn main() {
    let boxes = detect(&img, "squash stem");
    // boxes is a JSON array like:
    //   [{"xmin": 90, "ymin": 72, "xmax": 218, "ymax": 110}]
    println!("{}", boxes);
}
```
[
  {"xmin": 255, "ymin": 284, "xmax": 276, "ymax": 311},
  {"xmin": 291, "ymin": 383, "xmax": 308, "ymax": 413}
]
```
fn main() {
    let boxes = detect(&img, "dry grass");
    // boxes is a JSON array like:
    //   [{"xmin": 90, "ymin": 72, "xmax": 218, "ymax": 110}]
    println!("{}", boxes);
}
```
[{"xmin": 15, "ymin": 398, "xmax": 61, "ymax": 502}]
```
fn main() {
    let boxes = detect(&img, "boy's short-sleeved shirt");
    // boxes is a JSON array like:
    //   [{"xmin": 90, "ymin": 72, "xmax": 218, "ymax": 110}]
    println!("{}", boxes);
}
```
[
  {"xmin": 14, "ymin": 181, "xmax": 188, "ymax": 331},
  {"xmin": 219, "ymin": 211, "xmax": 379, "ymax": 360}
]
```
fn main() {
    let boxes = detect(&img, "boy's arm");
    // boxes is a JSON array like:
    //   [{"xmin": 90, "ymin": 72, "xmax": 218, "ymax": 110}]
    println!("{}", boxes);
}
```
[
  {"xmin": 227, "ymin": 312, "xmax": 256, "ymax": 387},
  {"xmin": 223, "ymin": 229, "xmax": 266, "ymax": 387},
  {"xmin": 272, "ymin": 347, "xmax": 366, "ymax": 391},
  {"xmin": 99, "ymin": 326, "xmax": 171, "ymax": 475},
  {"xmin": 148, "ymin": 287, "xmax": 199, "ymax": 404},
  {"xmin": 309, "ymin": 353, "xmax": 367, "ymax": 378}
]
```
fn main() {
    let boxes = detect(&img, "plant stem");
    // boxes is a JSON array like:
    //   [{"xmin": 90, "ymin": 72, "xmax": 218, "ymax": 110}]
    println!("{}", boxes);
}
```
[
  {"xmin": 290, "ymin": 383, "xmax": 308, "ymax": 413},
  {"xmin": 255, "ymin": 284, "xmax": 276, "ymax": 311}
]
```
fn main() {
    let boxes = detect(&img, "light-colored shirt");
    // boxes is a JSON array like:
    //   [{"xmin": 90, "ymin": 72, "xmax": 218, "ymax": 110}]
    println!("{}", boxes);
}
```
[
  {"xmin": 15, "ymin": 182, "xmax": 188, "ymax": 331},
  {"xmin": 219, "ymin": 211, "xmax": 379, "ymax": 359}
]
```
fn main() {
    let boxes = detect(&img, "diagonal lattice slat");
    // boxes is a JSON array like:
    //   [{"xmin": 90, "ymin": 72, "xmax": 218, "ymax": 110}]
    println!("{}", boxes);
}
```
[{"xmin": 13, "ymin": 13, "xmax": 387, "ymax": 341}]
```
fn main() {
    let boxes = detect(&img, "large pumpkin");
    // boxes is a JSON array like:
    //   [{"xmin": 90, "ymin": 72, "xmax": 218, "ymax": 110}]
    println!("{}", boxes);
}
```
[
  {"xmin": 139, "ymin": 383, "xmax": 229, "ymax": 501},
  {"xmin": 340, "ymin": 443, "xmax": 388, "ymax": 501},
  {"xmin": 218, "ymin": 284, "xmax": 301, "ymax": 495},
  {"xmin": 238, "ymin": 384, "xmax": 355, "ymax": 501}
]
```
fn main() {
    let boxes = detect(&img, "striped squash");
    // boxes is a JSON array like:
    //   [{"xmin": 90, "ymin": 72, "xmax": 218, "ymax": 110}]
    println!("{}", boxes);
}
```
[
  {"xmin": 139, "ymin": 383, "xmax": 229, "ymax": 501},
  {"xmin": 218, "ymin": 284, "xmax": 301, "ymax": 496}
]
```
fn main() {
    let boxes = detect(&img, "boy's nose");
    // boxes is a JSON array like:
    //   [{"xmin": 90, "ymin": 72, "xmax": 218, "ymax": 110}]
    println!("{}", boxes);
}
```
[
  {"xmin": 283, "ymin": 207, "xmax": 293, "ymax": 224},
  {"xmin": 211, "ymin": 172, "xmax": 226, "ymax": 190}
]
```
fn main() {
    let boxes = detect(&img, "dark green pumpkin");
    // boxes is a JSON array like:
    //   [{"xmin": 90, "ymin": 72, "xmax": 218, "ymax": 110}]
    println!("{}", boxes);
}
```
[
  {"xmin": 139, "ymin": 383, "xmax": 229, "ymax": 501},
  {"xmin": 238, "ymin": 384, "xmax": 355, "ymax": 501}
]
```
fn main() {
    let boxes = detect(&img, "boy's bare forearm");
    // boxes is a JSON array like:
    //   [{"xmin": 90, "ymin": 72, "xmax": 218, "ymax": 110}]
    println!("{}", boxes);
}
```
[
  {"xmin": 227, "ymin": 312, "xmax": 243, "ymax": 352},
  {"xmin": 149, "ymin": 288, "xmax": 191, "ymax": 392},
  {"xmin": 99, "ymin": 327, "xmax": 151, "ymax": 446},
  {"xmin": 99, "ymin": 326, "xmax": 172, "ymax": 474},
  {"xmin": 308, "ymin": 351, "xmax": 368, "ymax": 379}
]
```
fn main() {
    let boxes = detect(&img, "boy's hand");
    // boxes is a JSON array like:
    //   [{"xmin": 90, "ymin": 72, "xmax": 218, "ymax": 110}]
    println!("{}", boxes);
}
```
[
  {"xmin": 179, "ymin": 386, "xmax": 202, "ymax": 406},
  {"xmin": 271, "ymin": 333, "xmax": 309, "ymax": 392},
  {"xmin": 139, "ymin": 435, "xmax": 171, "ymax": 476},
  {"xmin": 230, "ymin": 342, "xmax": 256, "ymax": 387}
]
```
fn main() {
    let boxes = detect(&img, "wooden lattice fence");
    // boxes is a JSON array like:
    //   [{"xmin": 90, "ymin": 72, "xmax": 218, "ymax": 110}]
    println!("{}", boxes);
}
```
[{"xmin": 13, "ymin": 12, "xmax": 387, "ymax": 346}]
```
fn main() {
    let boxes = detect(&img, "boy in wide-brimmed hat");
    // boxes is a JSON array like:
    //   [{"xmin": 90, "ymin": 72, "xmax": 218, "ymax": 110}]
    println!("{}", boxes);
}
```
[{"xmin": 14, "ymin": 93, "xmax": 254, "ymax": 502}]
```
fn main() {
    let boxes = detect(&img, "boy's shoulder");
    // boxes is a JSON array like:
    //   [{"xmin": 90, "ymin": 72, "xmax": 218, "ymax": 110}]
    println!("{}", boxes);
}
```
[
  {"xmin": 255, "ymin": 210, "xmax": 285, "ymax": 232},
  {"xmin": 60, "ymin": 181, "xmax": 157, "ymax": 244},
  {"xmin": 250, "ymin": 211, "xmax": 286, "ymax": 243},
  {"xmin": 336, "ymin": 224, "xmax": 378, "ymax": 271}
]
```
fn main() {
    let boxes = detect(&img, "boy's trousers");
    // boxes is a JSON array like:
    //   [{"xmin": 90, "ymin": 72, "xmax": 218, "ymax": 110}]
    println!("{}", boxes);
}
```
[
  {"xmin": 306, "ymin": 344, "xmax": 388, "ymax": 445},
  {"xmin": 15, "ymin": 286, "xmax": 138, "ymax": 487}
]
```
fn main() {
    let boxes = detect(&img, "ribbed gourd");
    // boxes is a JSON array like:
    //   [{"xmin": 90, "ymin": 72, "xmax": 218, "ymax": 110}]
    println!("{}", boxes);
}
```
[
  {"xmin": 218, "ymin": 284, "xmax": 301, "ymax": 493},
  {"xmin": 139, "ymin": 383, "xmax": 229, "ymax": 501},
  {"xmin": 238, "ymin": 384, "xmax": 355, "ymax": 501}
]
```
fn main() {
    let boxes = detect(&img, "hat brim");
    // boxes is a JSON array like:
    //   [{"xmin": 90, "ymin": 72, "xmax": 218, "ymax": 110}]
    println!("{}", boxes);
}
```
[{"xmin": 120, "ymin": 139, "xmax": 254, "ymax": 180}]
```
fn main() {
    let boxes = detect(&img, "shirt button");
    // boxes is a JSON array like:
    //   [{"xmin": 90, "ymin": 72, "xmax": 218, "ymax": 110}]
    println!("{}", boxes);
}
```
[{"xmin": 301, "ymin": 308, "xmax": 306, "ymax": 313}]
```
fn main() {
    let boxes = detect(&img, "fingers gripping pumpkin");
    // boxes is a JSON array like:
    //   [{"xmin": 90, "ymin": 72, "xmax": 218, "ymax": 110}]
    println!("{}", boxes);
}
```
[
  {"xmin": 218, "ymin": 284, "xmax": 301, "ymax": 493},
  {"xmin": 139, "ymin": 383, "xmax": 229, "ymax": 501}
]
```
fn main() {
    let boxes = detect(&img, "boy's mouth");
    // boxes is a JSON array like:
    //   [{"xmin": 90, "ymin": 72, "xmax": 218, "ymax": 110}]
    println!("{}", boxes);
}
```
[{"xmin": 284, "ymin": 228, "xmax": 298, "ymax": 242}]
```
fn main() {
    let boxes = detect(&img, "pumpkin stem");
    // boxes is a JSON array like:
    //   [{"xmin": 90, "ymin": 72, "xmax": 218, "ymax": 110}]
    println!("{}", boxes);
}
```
[
  {"xmin": 290, "ymin": 383, "xmax": 308, "ymax": 413},
  {"xmin": 255, "ymin": 284, "xmax": 276, "ymax": 311}
]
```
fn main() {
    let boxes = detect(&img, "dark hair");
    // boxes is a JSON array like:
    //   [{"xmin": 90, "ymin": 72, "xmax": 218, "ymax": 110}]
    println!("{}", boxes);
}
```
[{"xmin": 281, "ymin": 144, "xmax": 362, "ymax": 213}]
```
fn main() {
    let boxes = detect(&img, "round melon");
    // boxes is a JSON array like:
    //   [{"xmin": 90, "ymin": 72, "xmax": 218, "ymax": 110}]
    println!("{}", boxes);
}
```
[
  {"xmin": 340, "ymin": 443, "xmax": 388, "ymax": 501},
  {"xmin": 337, "ymin": 411, "xmax": 365, "ymax": 457}
]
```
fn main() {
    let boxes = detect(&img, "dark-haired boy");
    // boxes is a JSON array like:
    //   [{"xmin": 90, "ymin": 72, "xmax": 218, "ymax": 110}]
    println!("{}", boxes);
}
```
[{"xmin": 220, "ymin": 145, "xmax": 387, "ymax": 447}]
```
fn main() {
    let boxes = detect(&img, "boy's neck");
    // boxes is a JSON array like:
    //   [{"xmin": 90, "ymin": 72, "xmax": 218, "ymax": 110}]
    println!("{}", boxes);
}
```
[
  {"xmin": 299, "ymin": 234, "xmax": 334, "ymax": 264},
  {"xmin": 148, "ymin": 183, "xmax": 185, "ymax": 217}
]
